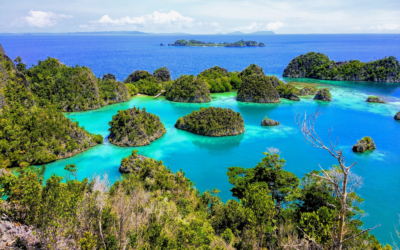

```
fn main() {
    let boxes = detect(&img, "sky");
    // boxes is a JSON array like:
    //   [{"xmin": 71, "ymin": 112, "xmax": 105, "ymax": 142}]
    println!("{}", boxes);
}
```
[{"xmin": 0, "ymin": 0, "xmax": 399, "ymax": 34}]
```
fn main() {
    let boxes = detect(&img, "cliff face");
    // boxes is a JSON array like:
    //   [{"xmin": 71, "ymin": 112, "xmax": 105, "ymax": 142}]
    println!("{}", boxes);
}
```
[
  {"xmin": 108, "ymin": 107, "xmax": 166, "ymax": 147},
  {"xmin": 395, "ymin": 112, "xmax": 400, "ymax": 120},
  {"xmin": 175, "ymin": 107, "xmax": 245, "ymax": 137},
  {"xmin": 166, "ymin": 75, "xmax": 211, "ymax": 103},
  {"xmin": 237, "ymin": 74, "xmax": 281, "ymax": 103},
  {"xmin": 283, "ymin": 52, "xmax": 400, "ymax": 83}
]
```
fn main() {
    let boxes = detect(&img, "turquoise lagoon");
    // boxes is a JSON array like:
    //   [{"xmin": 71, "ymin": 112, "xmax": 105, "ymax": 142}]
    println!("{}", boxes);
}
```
[{"xmin": 42, "ymin": 81, "xmax": 400, "ymax": 245}]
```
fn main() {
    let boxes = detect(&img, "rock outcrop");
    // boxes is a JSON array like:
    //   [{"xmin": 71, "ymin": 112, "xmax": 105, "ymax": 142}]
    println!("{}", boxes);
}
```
[
  {"xmin": 175, "ymin": 107, "xmax": 245, "ymax": 137},
  {"xmin": 261, "ymin": 117, "xmax": 280, "ymax": 126},
  {"xmin": 299, "ymin": 86, "xmax": 318, "ymax": 96},
  {"xmin": 166, "ymin": 75, "xmax": 211, "ymax": 103},
  {"xmin": 313, "ymin": 88, "xmax": 332, "ymax": 101},
  {"xmin": 395, "ymin": 112, "xmax": 400, "ymax": 120},
  {"xmin": 124, "ymin": 70, "xmax": 152, "ymax": 83},
  {"xmin": 108, "ymin": 107, "xmax": 166, "ymax": 147},
  {"xmin": 280, "ymin": 93, "xmax": 300, "ymax": 101},
  {"xmin": 366, "ymin": 96, "xmax": 386, "ymax": 103},
  {"xmin": 153, "ymin": 67, "xmax": 172, "ymax": 82},
  {"xmin": 283, "ymin": 52, "xmax": 400, "ymax": 83},
  {"xmin": 237, "ymin": 74, "xmax": 281, "ymax": 103},
  {"xmin": 119, "ymin": 150, "xmax": 150, "ymax": 173},
  {"xmin": 352, "ymin": 137, "xmax": 376, "ymax": 153},
  {"xmin": 0, "ymin": 43, "xmax": 4, "ymax": 54}
]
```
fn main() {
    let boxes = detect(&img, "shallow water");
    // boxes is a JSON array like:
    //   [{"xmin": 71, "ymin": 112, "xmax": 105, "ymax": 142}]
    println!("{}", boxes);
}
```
[{"xmin": 1, "ymin": 34, "xmax": 400, "ymax": 245}]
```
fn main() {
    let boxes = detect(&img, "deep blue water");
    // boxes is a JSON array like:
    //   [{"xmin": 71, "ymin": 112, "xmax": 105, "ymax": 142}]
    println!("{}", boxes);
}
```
[{"xmin": 1, "ymin": 34, "xmax": 400, "ymax": 245}]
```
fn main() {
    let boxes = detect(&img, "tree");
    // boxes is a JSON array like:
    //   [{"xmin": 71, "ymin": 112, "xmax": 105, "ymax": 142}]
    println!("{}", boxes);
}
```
[
  {"xmin": 65, "ymin": 164, "xmax": 78, "ymax": 180},
  {"xmin": 227, "ymin": 149, "xmax": 300, "ymax": 215},
  {"xmin": 295, "ymin": 109, "xmax": 379, "ymax": 250},
  {"xmin": 241, "ymin": 183, "xmax": 275, "ymax": 249}
]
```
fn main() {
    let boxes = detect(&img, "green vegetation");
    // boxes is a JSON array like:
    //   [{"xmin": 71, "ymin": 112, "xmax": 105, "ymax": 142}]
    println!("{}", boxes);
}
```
[
  {"xmin": 165, "ymin": 75, "xmax": 211, "ymax": 103},
  {"xmin": 123, "ymin": 69, "xmax": 171, "ymax": 96},
  {"xmin": 352, "ymin": 136, "xmax": 376, "ymax": 153},
  {"xmin": 197, "ymin": 66, "xmax": 242, "ymax": 92},
  {"xmin": 314, "ymin": 88, "xmax": 332, "ymax": 101},
  {"xmin": 0, "ymin": 151, "xmax": 390, "ymax": 249},
  {"xmin": 175, "ymin": 107, "xmax": 245, "ymax": 137},
  {"xmin": 171, "ymin": 39, "xmax": 266, "ymax": 47},
  {"xmin": 237, "ymin": 74, "xmax": 281, "ymax": 103},
  {"xmin": 25, "ymin": 57, "xmax": 130, "ymax": 111},
  {"xmin": 298, "ymin": 85, "xmax": 318, "ymax": 96},
  {"xmin": 283, "ymin": 52, "xmax": 400, "ymax": 82},
  {"xmin": 238, "ymin": 64, "xmax": 265, "ymax": 79},
  {"xmin": 153, "ymin": 67, "xmax": 172, "ymax": 82},
  {"xmin": 0, "ymin": 105, "xmax": 102, "ymax": 168},
  {"xmin": 0, "ymin": 52, "xmax": 102, "ymax": 168},
  {"xmin": 108, "ymin": 107, "xmax": 166, "ymax": 146}
]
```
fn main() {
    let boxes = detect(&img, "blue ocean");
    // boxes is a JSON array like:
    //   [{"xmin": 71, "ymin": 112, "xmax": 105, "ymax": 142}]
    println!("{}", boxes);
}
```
[{"xmin": 1, "ymin": 34, "xmax": 400, "ymax": 245}]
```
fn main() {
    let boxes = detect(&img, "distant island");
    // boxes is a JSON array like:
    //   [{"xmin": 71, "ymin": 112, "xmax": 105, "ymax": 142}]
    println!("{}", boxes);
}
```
[
  {"xmin": 168, "ymin": 39, "xmax": 266, "ymax": 47},
  {"xmin": 283, "ymin": 52, "xmax": 400, "ymax": 83}
]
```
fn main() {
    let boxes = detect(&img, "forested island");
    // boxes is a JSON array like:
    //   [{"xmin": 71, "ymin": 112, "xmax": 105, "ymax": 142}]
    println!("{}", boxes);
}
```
[
  {"xmin": 170, "ymin": 39, "xmax": 266, "ymax": 47},
  {"xmin": 108, "ymin": 107, "xmax": 166, "ymax": 146},
  {"xmin": 175, "ymin": 107, "xmax": 245, "ymax": 136},
  {"xmin": 0, "ymin": 46, "xmax": 103, "ymax": 168},
  {"xmin": 165, "ymin": 75, "xmax": 211, "ymax": 102},
  {"xmin": 283, "ymin": 52, "xmax": 400, "ymax": 82}
]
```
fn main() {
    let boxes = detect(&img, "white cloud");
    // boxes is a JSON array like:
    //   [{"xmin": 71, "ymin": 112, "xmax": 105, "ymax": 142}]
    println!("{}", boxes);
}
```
[
  {"xmin": 24, "ymin": 10, "xmax": 72, "ymax": 28},
  {"xmin": 266, "ymin": 21, "xmax": 285, "ymax": 30},
  {"xmin": 93, "ymin": 11, "xmax": 193, "ymax": 28},
  {"xmin": 369, "ymin": 24, "xmax": 399, "ymax": 30},
  {"xmin": 235, "ymin": 21, "xmax": 286, "ymax": 32}
]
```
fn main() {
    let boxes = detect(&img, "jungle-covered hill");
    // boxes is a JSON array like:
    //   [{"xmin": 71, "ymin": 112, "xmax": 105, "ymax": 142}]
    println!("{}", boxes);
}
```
[{"xmin": 283, "ymin": 52, "xmax": 400, "ymax": 82}]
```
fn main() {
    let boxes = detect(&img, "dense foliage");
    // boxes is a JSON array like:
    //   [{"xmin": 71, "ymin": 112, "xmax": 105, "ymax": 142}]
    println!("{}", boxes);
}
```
[
  {"xmin": 237, "ymin": 74, "xmax": 281, "ymax": 103},
  {"xmin": 108, "ymin": 107, "xmax": 166, "ymax": 146},
  {"xmin": 153, "ymin": 67, "xmax": 172, "ymax": 82},
  {"xmin": 283, "ymin": 52, "xmax": 400, "ymax": 82},
  {"xmin": 123, "ymin": 70, "xmax": 152, "ymax": 83},
  {"xmin": 165, "ymin": 75, "xmax": 211, "ymax": 103},
  {"xmin": 238, "ymin": 64, "xmax": 265, "ymax": 79},
  {"xmin": 25, "ymin": 58, "xmax": 130, "ymax": 111},
  {"xmin": 0, "ymin": 151, "xmax": 391, "ymax": 249},
  {"xmin": 0, "ymin": 52, "xmax": 102, "ymax": 168},
  {"xmin": 0, "ymin": 105, "xmax": 102, "ymax": 168},
  {"xmin": 175, "ymin": 107, "xmax": 245, "ymax": 137},
  {"xmin": 197, "ymin": 66, "xmax": 242, "ymax": 92}
]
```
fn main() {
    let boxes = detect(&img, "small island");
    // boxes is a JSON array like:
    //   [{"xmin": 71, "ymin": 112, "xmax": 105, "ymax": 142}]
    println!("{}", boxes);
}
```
[
  {"xmin": 165, "ymin": 75, "xmax": 211, "ymax": 103},
  {"xmin": 175, "ymin": 107, "xmax": 245, "ymax": 137},
  {"xmin": 395, "ymin": 112, "xmax": 400, "ymax": 120},
  {"xmin": 261, "ymin": 117, "xmax": 280, "ymax": 126},
  {"xmin": 314, "ymin": 88, "xmax": 332, "ymax": 101},
  {"xmin": 352, "ymin": 136, "xmax": 376, "ymax": 153},
  {"xmin": 170, "ymin": 39, "xmax": 266, "ymax": 47},
  {"xmin": 283, "ymin": 52, "xmax": 400, "ymax": 82},
  {"xmin": 237, "ymin": 74, "xmax": 281, "ymax": 103},
  {"xmin": 108, "ymin": 107, "xmax": 166, "ymax": 147},
  {"xmin": 366, "ymin": 96, "xmax": 386, "ymax": 103}
]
